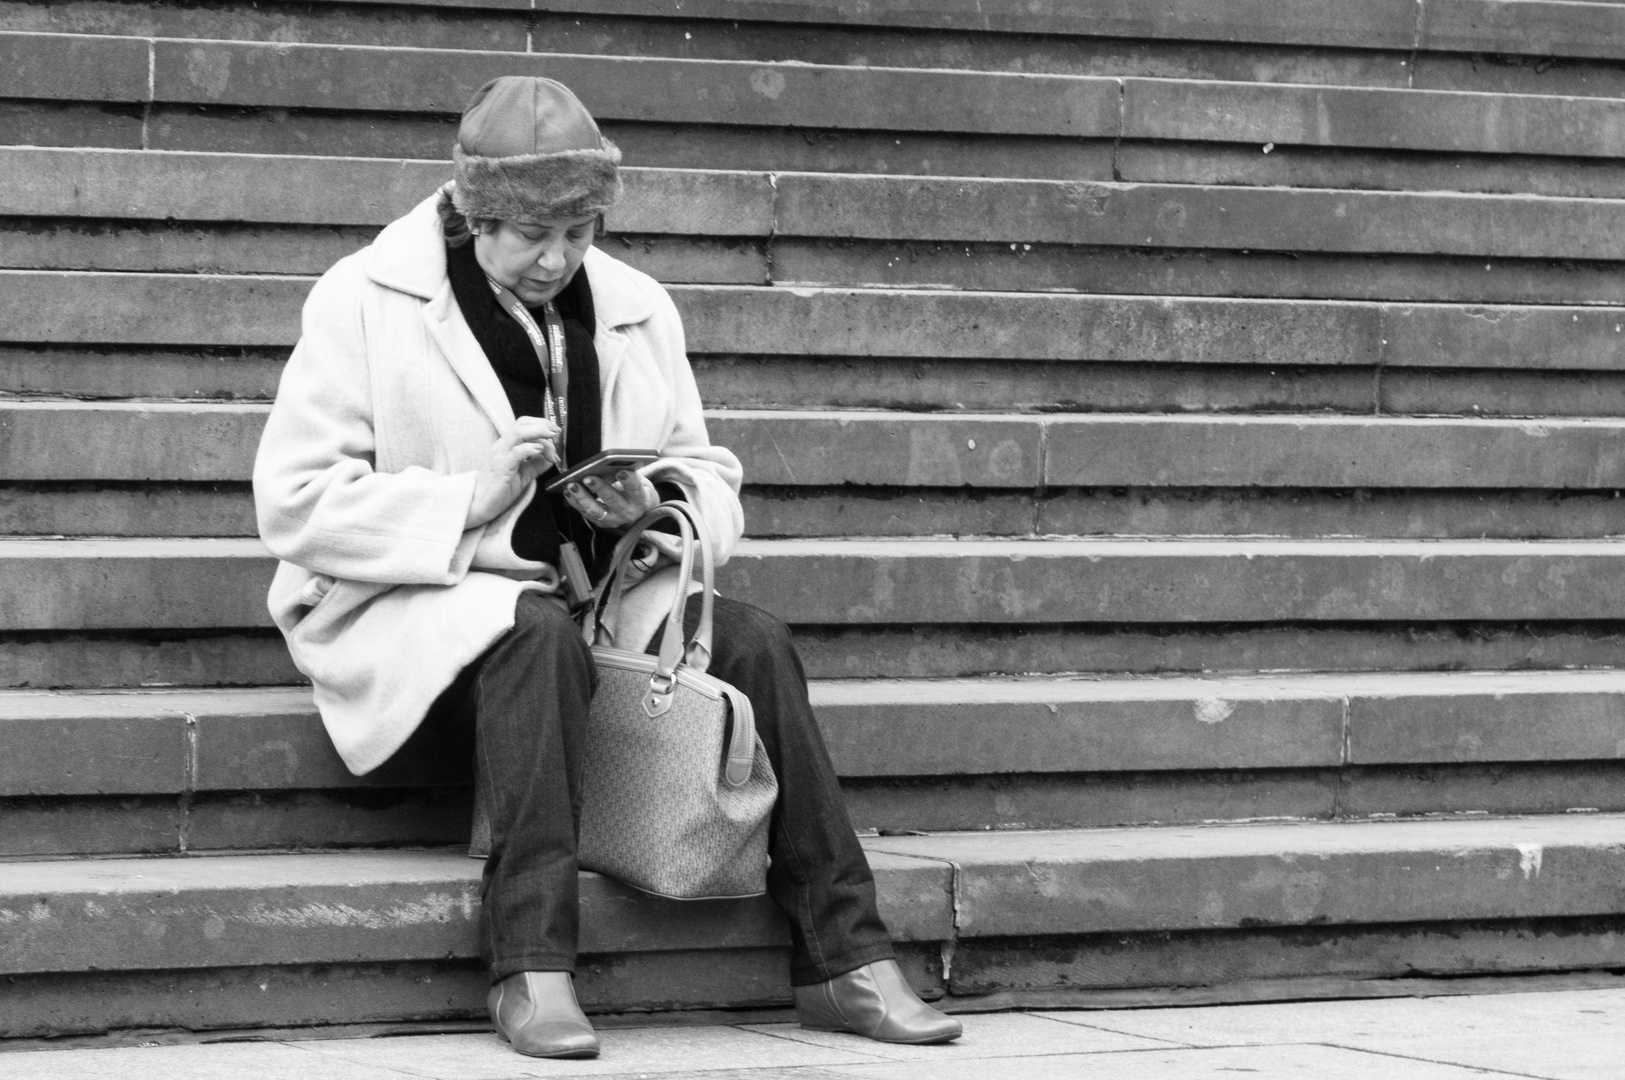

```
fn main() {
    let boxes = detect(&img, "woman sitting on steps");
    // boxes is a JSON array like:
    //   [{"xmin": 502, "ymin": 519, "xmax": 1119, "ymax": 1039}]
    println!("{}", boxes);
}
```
[{"xmin": 252, "ymin": 75, "xmax": 961, "ymax": 1060}]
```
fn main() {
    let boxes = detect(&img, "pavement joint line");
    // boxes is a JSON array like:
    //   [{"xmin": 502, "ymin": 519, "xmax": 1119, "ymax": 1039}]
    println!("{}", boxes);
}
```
[{"xmin": 1318, "ymin": 1040, "xmax": 1557, "ymax": 1080}]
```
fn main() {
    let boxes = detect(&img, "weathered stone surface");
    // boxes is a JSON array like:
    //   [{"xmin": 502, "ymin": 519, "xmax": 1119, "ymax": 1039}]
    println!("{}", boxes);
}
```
[
  {"xmin": 11, "ymin": 537, "xmax": 1625, "ymax": 630},
  {"xmin": 0, "ymin": 631, "xmax": 302, "ymax": 691},
  {"xmin": 1125, "ymin": 77, "xmax": 1625, "ymax": 160},
  {"xmin": 0, "ymin": 148, "xmax": 772, "ymax": 235},
  {"xmin": 0, "ymin": 847, "xmax": 949, "ymax": 974},
  {"xmin": 46, "ymin": 407, "xmax": 1625, "ymax": 494},
  {"xmin": 0, "ymin": 32, "xmax": 147, "ymax": 102},
  {"xmin": 21, "ymin": 148, "xmax": 1625, "ymax": 264},
  {"xmin": 774, "ymin": 174, "xmax": 1625, "ymax": 260},
  {"xmin": 17, "ymin": 272, "xmax": 1624, "ymax": 372},
  {"xmin": 681, "ymin": 287, "xmax": 1383, "ymax": 365},
  {"xmin": 0, "ymin": 402, "xmax": 263, "ymax": 481},
  {"xmin": 816, "ymin": 677, "xmax": 1346, "ymax": 774},
  {"xmin": 11, "ymin": 671, "xmax": 1625, "ymax": 803},
  {"xmin": 952, "ymin": 916, "xmax": 1625, "ymax": 995},
  {"xmin": 1036, "ymin": 488, "xmax": 1625, "ymax": 541},
  {"xmin": 0, "ymin": 404, "xmax": 1044, "ymax": 488},
  {"xmin": 1376, "ymin": 304, "xmax": 1625, "ymax": 371},
  {"xmin": 1044, "ymin": 415, "xmax": 1625, "ymax": 489},
  {"xmin": 846, "ymin": 770, "xmax": 1341, "ymax": 833},
  {"xmin": 0, "ymin": 797, "xmax": 183, "ymax": 857},
  {"xmin": 708, "ymin": 412, "xmax": 1037, "ymax": 487},
  {"xmin": 868, "ymin": 815, "xmax": 1625, "ymax": 937},
  {"xmin": 1342, "ymin": 671, "xmax": 1625, "ymax": 765},
  {"xmin": 0, "ymin": 539, "xmax": 275, "ymax": 630},
  {"xmin": 722, "ymin": 537, "xmax": 1625, "ymax": 624},
  {"xmin": 1421, "ymin": 0, "xmax": 1625, "ymax": 61},
  {"xmin": 150, "ymin": 39, "xmax": 1121, "ymax": 136},
  {"xmin": 1117, "ymin": 140, "xmax": 1625, "ymax": 201},
  {"xmin": 0, "ymin": 693, "xmax": 189, "ymax": 796},
  {"xmin": 6, "ymin": 819, "xmax": 1621, "ymax": 978},
  {"xmin": 1, "ymin": 271, "xmax": 309, "ymax": 346},
  {"xmin": 0, "ymin": 486, "xmax": 257, "ymax": 539},
  {"xmin": 505, "ymin": 0, "xmax": 1422, "ymax": 49}
]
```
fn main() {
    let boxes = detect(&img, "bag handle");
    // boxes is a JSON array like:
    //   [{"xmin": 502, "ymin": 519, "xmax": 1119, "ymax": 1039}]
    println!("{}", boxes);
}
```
[
  {"xmin": 583, "ymin": 501, "xmax": 715, "ymax": 677},
  {"xmin": 580, "ymin": 503, "xmax": 753, "ymax": 786}
]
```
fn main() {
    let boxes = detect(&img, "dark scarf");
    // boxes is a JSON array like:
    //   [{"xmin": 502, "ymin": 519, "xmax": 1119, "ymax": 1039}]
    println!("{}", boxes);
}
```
[{"xmin": 445, "ymin": 239, "xmax": 606, "ymax": 571}]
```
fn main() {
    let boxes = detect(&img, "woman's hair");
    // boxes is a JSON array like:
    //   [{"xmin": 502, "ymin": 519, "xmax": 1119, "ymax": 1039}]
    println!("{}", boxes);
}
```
[
  {"xmin": 438, "ymin": 189, "xmax": 492, "ymax": 248},
  {"xmin": 438, "ymin": 189, "xmax": 608, "ymax": 248}
]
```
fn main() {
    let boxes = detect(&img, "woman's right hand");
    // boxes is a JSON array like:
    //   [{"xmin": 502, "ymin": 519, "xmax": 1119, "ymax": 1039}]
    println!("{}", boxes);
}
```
[{"xmin": 466, "ymin": 416, "xmax": 561, "ymax": 529}]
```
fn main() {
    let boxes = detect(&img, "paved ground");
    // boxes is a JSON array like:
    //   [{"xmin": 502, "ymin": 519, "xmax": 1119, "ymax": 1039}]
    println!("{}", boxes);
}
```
[{"xmin": 2, "ymin": 987, "xmax": 1620, "ymax": 1079}]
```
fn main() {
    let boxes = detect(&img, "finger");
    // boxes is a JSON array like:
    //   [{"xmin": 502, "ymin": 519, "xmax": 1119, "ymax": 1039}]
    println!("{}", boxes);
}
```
[
  {"xmin": 584, "ymin": 475, "xmax": 633, "ymax": 515},
  {"xmin": 511, "ymin": 415, "xmax": 561, "ymax": 440},
  {"xmin": 499, "ymin": 417, "xmax": 561, "ymax": 451},
  {"xmin": 564, "ymin": 483, "xmax": 601, "ymax": 516}
]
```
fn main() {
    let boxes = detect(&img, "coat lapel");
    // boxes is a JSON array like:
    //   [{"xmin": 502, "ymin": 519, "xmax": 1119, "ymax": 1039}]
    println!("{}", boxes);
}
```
[
  {"xmin": 366, "ymin": 188, "xmax": 514, "ymax": 431},
  {"xmin": 424, "ymin": 283, "xmax": 515, "ymax": 430},
  {"xmin": 583, "ymin": 247, "xmax": 655, "ymax": 407}
]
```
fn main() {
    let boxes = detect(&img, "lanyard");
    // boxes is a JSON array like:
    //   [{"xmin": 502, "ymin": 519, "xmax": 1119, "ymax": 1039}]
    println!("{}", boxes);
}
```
[{"xmin": 486, "ymin": 278, "xmax": 569, "ymax": 463}]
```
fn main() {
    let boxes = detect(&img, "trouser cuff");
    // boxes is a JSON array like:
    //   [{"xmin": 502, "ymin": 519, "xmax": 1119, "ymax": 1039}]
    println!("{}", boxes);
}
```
[
  {"xmin": 789, "ymin": 941, "xmax": 898, "ymax": 987},
  {"xmin": 489, "ymin": 955, "xmax": 577, "ymax": 983}
]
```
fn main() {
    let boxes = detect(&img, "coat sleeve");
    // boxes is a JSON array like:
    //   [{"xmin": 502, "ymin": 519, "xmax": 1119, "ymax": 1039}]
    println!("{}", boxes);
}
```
[
  {"xmin": 638, "ymin": 285, "xmax": 746, "ymax": 567},
  {"xmin": 254, "ymin": 258, "xmax": 483, "ymax": 585}
]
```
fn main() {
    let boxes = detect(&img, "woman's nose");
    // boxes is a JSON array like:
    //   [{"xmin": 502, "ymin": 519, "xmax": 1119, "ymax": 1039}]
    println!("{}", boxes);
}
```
[{"xmin": 536, "ymin": 242, "xmax": 567, "ymax": 274}]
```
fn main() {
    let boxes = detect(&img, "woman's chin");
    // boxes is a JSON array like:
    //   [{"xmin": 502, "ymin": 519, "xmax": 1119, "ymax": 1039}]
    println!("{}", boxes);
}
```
[{"xmin": 515, "ymin": 280, "xmax": 563, "ymax": 306}]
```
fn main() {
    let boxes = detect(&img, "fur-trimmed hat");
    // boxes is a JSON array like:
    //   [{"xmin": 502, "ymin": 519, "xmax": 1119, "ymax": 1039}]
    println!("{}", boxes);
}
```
[{"xmin": 450, "ymin": 76, "xmax": 622, "ymax": 223}]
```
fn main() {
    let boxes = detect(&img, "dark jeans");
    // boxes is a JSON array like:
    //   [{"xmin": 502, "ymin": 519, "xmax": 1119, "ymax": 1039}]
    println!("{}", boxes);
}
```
[{"xmin": 413, "ymin": 590, "xmax": 896, "ymax": 985}]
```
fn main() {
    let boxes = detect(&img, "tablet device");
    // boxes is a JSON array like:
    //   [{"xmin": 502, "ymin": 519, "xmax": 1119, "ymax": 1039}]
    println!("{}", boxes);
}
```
[{"xmin": 542, "ymin": 448, "xmax": 661, "ymax": 494}]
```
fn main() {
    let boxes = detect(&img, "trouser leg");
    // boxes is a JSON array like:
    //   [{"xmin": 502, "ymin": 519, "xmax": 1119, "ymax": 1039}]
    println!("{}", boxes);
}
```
[
  {"xmin": 415, "ymin": 592, "xmax": 595, "ymax": 980},
  {"xmin": 658, "ymin": 594, "xmax": 896, "ymax": 985}
]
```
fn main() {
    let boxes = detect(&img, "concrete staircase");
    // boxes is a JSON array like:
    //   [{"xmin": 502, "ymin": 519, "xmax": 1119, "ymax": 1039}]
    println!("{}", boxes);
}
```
[{"xmin": 5, "ymin": 0, "xmax": 1625, "ymax": 1039}]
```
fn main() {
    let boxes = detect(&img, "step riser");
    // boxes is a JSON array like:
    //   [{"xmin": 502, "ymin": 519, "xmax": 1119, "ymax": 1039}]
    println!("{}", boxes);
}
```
[
  {"xmin": 12, "ymin": 763, "xmax": 1625, "ymax": 857},
  {"xmin": 1, "ymin": 915, "xmax": 1619, "ymax": 1038},
  {"xmin": 8, "ymin": 625, "xmax": 1625, "ymax": 689},
  {"xmin": 952, "ymin": 916, "xmax": 1625, "ymax": 1000},
  {"xmin": 10, "ymin": 350, "xmax": 1625, "ymax": 422},
  {"xmin": 15, "ymin": 487, "xmax": 1625, "ymax": 540},
  {"xmin": 22, "ymin": 151, "xmax": 1625, "ymax": 265},
  {"xmin": 6, "ymin": 674, "xmax": 1622, "ymax": 854},
  {"xmin": 14, "ymin": 542, "xmax": 1625, "ymax": 629},
  {"xmin": 12, "ymin": 0, "xmax": 1625, "ymax": 71},
  {"xmin": 17, "ymin": 274, "xmax": 1625, "ymax": 374},
  {"xmin": 15, "ymin": 33, "xmax": 1625, "ymax": 163},
  {"xmin": 17, "ymin": 226, "xmax": 1625, "ymax": 307},
  {"xmin": 18, "ymin": 408, "xmax": 1625, "ymax": 491},
  {"xmin": 16, "ymin": 103, "xmax": 1625, "ymax": 197},
  {"xmin": 2, "ymin": 946, "xmax": 949, "ymax": 1039}
]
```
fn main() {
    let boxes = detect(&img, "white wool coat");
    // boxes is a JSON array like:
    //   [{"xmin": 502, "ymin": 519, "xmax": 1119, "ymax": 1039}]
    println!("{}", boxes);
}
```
[{"xmin": 254, "ymin": 189, "xmax": 744, "ymax": 775}]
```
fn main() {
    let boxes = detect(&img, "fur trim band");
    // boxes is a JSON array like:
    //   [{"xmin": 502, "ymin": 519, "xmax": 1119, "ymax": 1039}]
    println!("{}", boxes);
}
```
[{"xmin": 451, "ymin": 141, "xmax": 622, "ymax": 223}]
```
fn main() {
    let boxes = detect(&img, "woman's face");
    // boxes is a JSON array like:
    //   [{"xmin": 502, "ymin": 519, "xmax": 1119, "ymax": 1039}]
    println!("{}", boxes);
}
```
[{"xmin": 473, "ymin": 214, "xmax": 597, "ymax": 307}]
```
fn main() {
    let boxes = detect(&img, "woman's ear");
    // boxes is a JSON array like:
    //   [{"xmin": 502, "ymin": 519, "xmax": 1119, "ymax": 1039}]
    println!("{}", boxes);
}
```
[{"xmin": 594, "ymin": 213, "xmax": 608, "ymax": 239}]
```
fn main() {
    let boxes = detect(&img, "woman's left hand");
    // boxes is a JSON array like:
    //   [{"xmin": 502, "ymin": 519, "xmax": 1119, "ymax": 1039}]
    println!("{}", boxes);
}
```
[{"xmin": 564, "ymin": 470, "xmax": 661, "ymax": 531}]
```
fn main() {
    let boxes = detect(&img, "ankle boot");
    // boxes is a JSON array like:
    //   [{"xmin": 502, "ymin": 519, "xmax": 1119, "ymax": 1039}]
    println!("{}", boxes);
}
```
[
  {"xmin": 795, "ymin": 959, "xmax": 962, "ymax": 1045},
  {"xmin": 488, "ymin": 971, "xmax": 600, "ymax": 1058}
]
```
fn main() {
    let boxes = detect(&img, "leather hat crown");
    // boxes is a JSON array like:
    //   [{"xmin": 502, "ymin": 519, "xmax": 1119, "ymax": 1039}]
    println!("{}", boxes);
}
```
[{"xmin": 451, "ymin": 76, "xmax": 622, "ymax": 223}]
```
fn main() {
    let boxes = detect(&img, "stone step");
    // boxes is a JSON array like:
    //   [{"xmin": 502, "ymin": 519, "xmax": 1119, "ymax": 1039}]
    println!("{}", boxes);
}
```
[
  {"xmin": 4, "ymin": 672, "xmax": 1624, "ymax": 854},
  {"xmin": 5, "ymin": 536, "xmax": 1625, "ymax": 632},
  {"xmin": 17, "ymin": 485, "xmax": 1625, "ymax": 542},
  {"xmin": 9, "ymin": 272, "xmax": 1623, "ymax": 378},
  {"xmin": 3, "ymin": 814, "xmax": 1623, "ymax": 1034},
  {"xmin": 8, "ymin": 0, "xmax": 1622, "ymax": 70},
  {"xmin": 17, "ymin": 148, "xmax": 1625, "ymax": 266},
  {"xmin": 7, "ymin": 343, "xmax": 1623, "ymax": 422},
  {"xmin": 8, "ymin": 32, "xmax": 1625, "ymax": 169},
  {"xmin": 11, "ymin": 402, "xmax": 1625, "ymax": 493}
]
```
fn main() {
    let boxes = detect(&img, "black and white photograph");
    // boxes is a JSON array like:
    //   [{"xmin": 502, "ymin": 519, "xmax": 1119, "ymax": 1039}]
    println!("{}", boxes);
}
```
[{"xmin": 0, "ymin": 1, "xmax": 1622, "ymax": 1077}]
